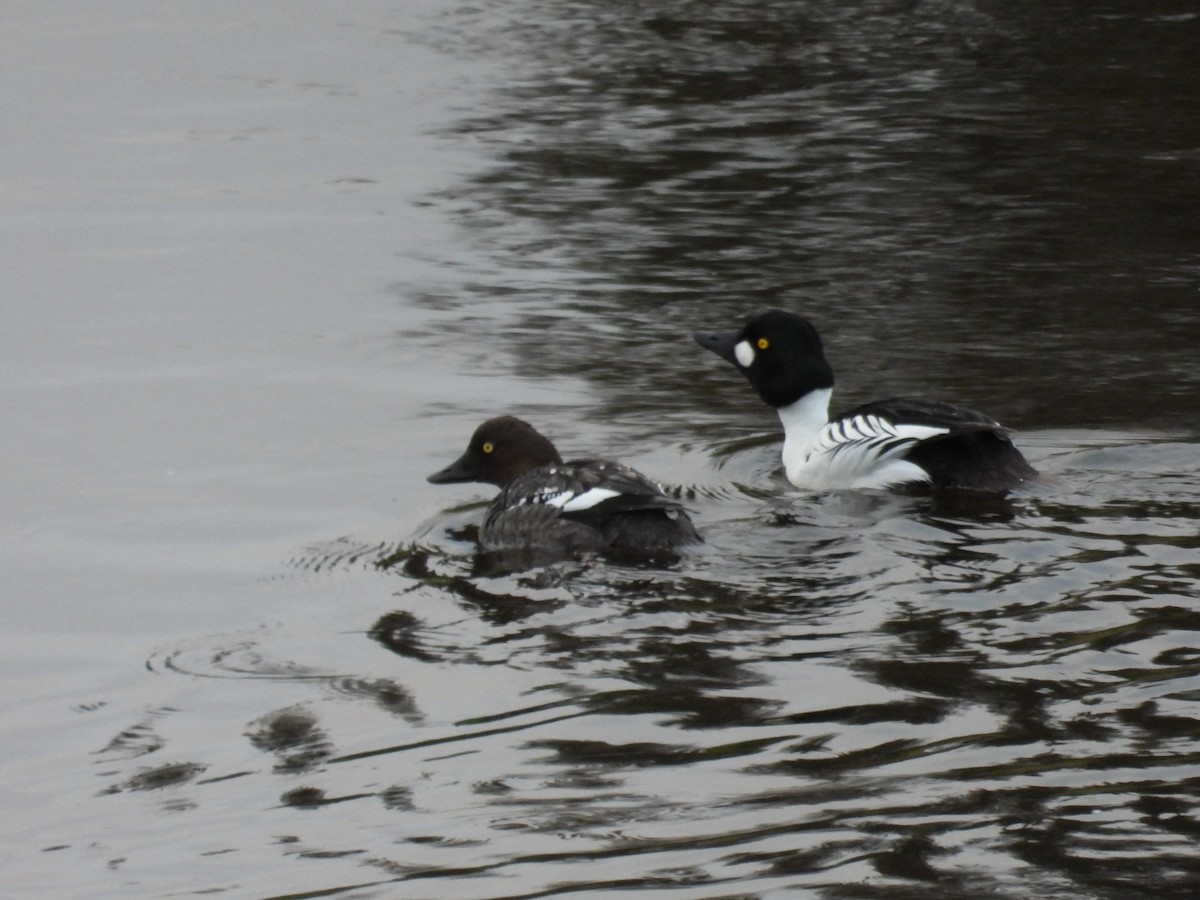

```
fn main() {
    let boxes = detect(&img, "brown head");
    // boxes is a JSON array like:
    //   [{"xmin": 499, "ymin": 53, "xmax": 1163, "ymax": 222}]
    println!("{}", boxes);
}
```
[{"xmin": 427, "ymin": 416, "xmax": 563, "ymax": 488}]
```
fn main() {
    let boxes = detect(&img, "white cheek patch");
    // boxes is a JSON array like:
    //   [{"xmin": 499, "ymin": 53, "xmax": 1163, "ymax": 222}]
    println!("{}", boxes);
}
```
[{"xmin": 734, "ymin": 340, "xmax": 756, "ymax": 368}]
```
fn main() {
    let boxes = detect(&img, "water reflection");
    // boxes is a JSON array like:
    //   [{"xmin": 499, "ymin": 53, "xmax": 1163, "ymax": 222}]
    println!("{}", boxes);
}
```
[
  {"xmin": 108, "ymin": 499, "xmax": 1194, "ymax": 890},
  {"xmin": 68, "ymin": 2, "xmax": 1200, "ymax": 898},
  {"xmin": 291, "ymin": 435, "xmax": 1198, "ymax": 894},
  {"xmin": 109, "ymin": 441, "xmax": 1200, "ymax": 895},
  {"xmin": 429, "ymin": 0, "xmax": 1199, "ymax": 432}
]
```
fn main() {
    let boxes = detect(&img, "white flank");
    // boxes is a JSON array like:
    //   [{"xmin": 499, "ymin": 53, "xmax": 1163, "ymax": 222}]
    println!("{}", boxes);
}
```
[
  {"xmin": 734, "ymin": 340, "xmax": 756, "ymax": 368},
  {"xmin": 777, "ymin": 391, "xmax": 949, "ymax": 489}
]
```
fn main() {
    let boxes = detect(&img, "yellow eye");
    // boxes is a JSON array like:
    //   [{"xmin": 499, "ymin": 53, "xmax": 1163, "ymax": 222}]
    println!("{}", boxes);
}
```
[
  {"xmin": 756, "ymin": 337, "xmax": 769, "ymax": 350},
  {"xmin": 481, "ymin": 441, "xmax": 494, "ymax": 454}
]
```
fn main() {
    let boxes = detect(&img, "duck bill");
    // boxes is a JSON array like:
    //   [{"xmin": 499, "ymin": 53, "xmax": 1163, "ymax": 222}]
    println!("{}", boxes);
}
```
[
  {"xmin": 693, "ymin": 329, "xmax": 741, "ymax": 367},
  {"xmin": 427, "ymin": 453, "xmax": 476, "ymax": 484}
]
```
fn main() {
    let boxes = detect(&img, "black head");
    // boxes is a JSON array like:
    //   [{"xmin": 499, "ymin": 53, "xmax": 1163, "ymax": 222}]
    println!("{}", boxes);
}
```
[
  {"xmin": 428, "ymin": 416, "xmax": 563, "ymax": 488},
  {"xmin": 694, "ymin": 310, "xmax": 834, "ymax": 408}
]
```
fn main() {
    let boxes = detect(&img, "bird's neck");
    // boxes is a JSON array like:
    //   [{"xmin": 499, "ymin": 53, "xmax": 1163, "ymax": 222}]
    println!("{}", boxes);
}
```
[{"xmin": 777, "ymin": 387, "xmax": 832, "ymax": 471}]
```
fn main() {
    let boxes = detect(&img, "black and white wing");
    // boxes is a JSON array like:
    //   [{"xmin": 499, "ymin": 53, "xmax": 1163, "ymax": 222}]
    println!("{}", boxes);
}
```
[
  {"xmin": 503, "ymin": 459, "xmax": 682, "ymax": 518},
  {"xmin": 834, "ymin": 397, "xmax": 1035, "ymax": 492}
]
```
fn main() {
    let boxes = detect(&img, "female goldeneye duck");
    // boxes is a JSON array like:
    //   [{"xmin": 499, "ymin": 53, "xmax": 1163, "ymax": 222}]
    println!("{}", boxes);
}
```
[
  {"xmin": 427, "ymin": 416, "xmax": 699, "ymax": 556},
  {"xmin": 694, "ymin": 310, "xmax": 1037, "ymax": 494}
]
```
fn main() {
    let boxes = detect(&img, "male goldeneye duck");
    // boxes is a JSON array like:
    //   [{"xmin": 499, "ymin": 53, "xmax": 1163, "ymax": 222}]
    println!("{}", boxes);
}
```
[
  {"xmin": 694, "ymin": 310, "xmax": 1037, "ymax": 494},
  {"xmin": 427, "ymin": 416, "xmax": 700, "ymax": 556}
]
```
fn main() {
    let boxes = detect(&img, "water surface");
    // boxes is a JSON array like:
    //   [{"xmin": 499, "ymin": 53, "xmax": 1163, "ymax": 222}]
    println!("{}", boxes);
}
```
[{"xmin": 3, "ymin": 2, "xmax": 1199, "ymax": 898}]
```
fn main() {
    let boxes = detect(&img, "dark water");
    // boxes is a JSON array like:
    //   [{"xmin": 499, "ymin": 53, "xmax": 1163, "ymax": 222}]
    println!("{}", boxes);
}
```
[
  {"xmin": 430, "ymin": 0, "xmax": 1200, "ymax": 435},
  {"xmin": 7, "ymin": 2, "xmax": 1200, "ymax": 899}
]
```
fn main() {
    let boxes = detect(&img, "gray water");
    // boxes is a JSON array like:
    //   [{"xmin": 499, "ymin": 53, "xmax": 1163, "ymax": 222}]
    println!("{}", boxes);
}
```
[{"xmin": 4, "ymin": 2, "xmax": 1199, "ymax": 898}]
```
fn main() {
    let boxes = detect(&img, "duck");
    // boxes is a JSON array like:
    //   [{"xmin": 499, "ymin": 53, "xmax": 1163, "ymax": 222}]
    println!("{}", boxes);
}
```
[
  {"xmin": 427, "ymin": 416, "xmax": 700, "ymax": 557},
  {"xmin": 694, "ymin": 310, "xmax": 1036, "ymax": 494}
]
